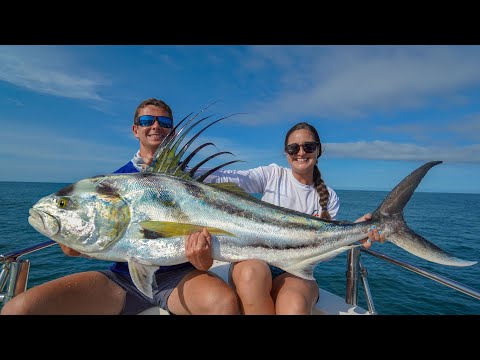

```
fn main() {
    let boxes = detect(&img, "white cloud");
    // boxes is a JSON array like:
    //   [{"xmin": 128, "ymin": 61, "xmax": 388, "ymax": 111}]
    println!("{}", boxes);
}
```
[
  {"xmin": 324, "ymin": 141, "xmax": 480, "ymax": 162},
  {"xmin": 240, "ymin": 45, "xmax": 480, "ymax": 123},
  {"xmin": 0, "ymin": 46, "xmax": 108, "ymax": 101}
]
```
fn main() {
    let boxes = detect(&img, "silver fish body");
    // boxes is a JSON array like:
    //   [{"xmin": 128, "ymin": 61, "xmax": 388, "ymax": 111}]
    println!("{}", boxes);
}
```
[{"xmin": 28, "ymin": 162, "xmax": 477, "ymax": 298}]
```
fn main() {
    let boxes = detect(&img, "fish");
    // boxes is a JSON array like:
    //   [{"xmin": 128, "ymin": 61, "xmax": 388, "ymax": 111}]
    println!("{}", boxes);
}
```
[{"xmin": 27, "ymin": 110, "xmax": 477, "ymax": 299}]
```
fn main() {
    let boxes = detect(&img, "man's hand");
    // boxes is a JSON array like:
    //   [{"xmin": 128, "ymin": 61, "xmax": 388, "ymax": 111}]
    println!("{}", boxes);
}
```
[
  {"xmin": 58, "ymin": 244, "xmax": 82, "ymax": 257},
  {"xmin": 354, "ymin": 213, "xmax": 385, "ymax": 249},
  {"xmin": 185, "ymin": 228, "xmax": 214, "ymax": 271}
]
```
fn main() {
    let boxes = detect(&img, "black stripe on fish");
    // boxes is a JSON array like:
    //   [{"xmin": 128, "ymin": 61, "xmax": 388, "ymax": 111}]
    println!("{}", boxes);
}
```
[
  {"xmin": 146, "ymin": 187, "xmax": 191, "ymax": 223},
  {"xmin": 55, "ymin": 183, "xmax": 75, "ymax": 196},
  {"xmin": 142, "ymin": 228, "xmax": 165, "ymax": 239},
  {"xmin": 183, "ymin": 181, "xmax": 320, "ymax": 232},
  {"xmin": 140, "ymin": 222, "xmax": 320, "ymax": 249},
  {"xmin": 183, "ymin": 181, "xmax": 207, "ymax": 200},
  {"xmin": 139, "ymin": 172, "xmax": 156, "ymax": 178},
  {"xmin": 90, "ymin": 174, "xmax": 107, "ymax": 180},
  {"xmin": 246, "ymin": 242, "xmax": 319, "ymax": 251},
  {"xmin": 97, "ymin": 183, "xmax": 120, "ymax": 197}
]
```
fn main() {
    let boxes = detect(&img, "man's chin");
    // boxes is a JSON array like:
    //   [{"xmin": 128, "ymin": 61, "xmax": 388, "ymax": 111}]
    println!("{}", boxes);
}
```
[{"xmin": 149, "ymin": 138, "xmax": 165, "ymax": 145}]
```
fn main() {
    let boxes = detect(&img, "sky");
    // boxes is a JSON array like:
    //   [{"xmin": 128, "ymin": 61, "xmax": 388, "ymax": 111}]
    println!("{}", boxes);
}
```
[{"xmin": 1, "ymin": 45, "xmax": 480, "ymax": 194}]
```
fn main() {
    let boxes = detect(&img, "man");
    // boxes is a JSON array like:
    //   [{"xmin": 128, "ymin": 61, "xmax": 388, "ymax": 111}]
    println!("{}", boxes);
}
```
[{"xmin": 1, "ymin": 98, "xmax": 240, "ymax": 315}]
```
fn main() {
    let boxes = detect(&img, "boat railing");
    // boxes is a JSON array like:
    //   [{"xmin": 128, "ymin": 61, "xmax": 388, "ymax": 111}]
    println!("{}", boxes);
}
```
[
  {"xmin": 2, "ymin": 240, "xmax": 480, "ymax": 314},
  {"xmin": 345, "ymin": 247, "xmax": 480, "ymax": 314},
  {"xmin": 0, "ymin": 240, "xmax": 56, "ymax": 304}
]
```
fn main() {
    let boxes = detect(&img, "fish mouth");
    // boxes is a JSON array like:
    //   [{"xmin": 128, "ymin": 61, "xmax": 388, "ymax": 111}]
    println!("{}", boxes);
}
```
[{"xmin": 28, "ymin": 208, "xmax": 59, "ymax": 237}]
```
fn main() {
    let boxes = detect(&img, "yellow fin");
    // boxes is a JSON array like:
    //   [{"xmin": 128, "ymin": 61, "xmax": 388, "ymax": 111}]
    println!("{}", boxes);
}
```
[
  {"xmin": 206, "ymin": 182, "xmax": 258, "ymax": 201},
  {"xmin": 140, "ymin": 220, "xmax": 235, "ymax": 238}
]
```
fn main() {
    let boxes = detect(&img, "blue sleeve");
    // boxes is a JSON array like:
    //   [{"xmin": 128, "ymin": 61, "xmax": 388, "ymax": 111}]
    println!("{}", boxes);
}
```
[{"xmin": 114, "ymin": 161, "xmax": 139, "ymax": 174}]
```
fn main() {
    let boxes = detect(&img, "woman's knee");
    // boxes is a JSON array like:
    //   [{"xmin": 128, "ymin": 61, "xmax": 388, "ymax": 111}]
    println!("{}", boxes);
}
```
[
  {"xmin": 275, "ymin": 283, "xmax": 318, "ymax": 315},
  {"xmin": 232, "ymin": 260, "xmax": 271, "ymax": 286},
  {"xmin": 276, "ymin": 294, "xmax": 310, "ymax": 314}
]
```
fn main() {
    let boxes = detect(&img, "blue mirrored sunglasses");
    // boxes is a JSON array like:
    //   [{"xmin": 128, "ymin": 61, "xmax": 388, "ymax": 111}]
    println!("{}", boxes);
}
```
[{"xmin": 135, "ymin": 115, "xmax": 173, "ymax": 128}]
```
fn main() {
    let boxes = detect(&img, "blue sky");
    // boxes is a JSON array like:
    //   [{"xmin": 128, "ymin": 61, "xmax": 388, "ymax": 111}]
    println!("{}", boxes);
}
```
[{"xmin": 1, "ymin": 45, "xmax": 480, "ymax": 194}]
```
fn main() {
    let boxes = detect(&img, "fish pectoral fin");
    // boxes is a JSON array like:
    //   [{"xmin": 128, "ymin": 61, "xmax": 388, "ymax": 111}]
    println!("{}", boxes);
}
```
[
  {"xmin": 140, "ymin": 220, "xmax": 235, "ymax": 238},
  {"xmin": 278, "ymin": 244, "xmax": 362, "ymax": 280},
  {"xmin": 128, "ymin": 260, "xmax": 159, "ymax": 299}
]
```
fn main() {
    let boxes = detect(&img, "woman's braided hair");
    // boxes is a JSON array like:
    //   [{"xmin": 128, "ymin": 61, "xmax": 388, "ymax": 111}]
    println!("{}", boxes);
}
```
[{"xmin": 284, "ymin": 122, "xmax": 331, "ymax": 220}]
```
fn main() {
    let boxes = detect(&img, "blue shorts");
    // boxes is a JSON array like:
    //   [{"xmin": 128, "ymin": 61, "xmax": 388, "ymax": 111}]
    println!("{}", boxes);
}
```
[
  {"xmin": 269, "ymin": 265, "xmax": 286, "ymax": 279},
  {"xmin": 99, "ymin": 262, "xmax": 196, "ymax": 315}
]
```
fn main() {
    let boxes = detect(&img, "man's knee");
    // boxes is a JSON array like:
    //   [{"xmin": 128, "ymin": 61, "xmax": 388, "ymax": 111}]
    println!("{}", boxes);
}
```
[
  {"xmin": 1, "ymin": 295, "xmax": 31, "ymax": 315},
  {"xmin": 210, "ymin": 287, "xmax": 240, "ymax": 315}
]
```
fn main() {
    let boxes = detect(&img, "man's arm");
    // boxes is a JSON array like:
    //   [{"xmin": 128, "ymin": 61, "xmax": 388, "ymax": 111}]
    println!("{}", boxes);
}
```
[
  {"xmin": 185, "ymin": 228, "xmax": 214, "ymax": 271},
  {"xmin": 58, "ymin": 243, "xmax": 82, "ymax": 257}
]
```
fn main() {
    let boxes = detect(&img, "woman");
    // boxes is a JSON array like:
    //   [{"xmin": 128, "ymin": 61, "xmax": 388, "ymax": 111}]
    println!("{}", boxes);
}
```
[{"xmin": 204, "ymin": 122, "xmax": 382, "ymax": 314}]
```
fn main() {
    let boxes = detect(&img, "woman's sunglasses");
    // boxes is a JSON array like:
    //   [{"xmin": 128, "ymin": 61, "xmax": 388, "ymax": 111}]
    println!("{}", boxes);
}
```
[
  {"xmin": 135, "ymin": 115, "xmax": 173, "ymax": 128},
  {"xmin": 285, "ymin": 142, "xmax": 319, "ymax": 155}
]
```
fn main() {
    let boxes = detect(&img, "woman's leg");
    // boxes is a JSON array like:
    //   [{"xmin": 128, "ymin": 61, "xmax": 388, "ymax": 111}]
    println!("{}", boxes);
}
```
[
  {"xmin": 272, "ymin": 273, "xmax": 319, "ymax": 315},
  {"xmin": 230, "ymin": 260, "xmax": 275, "ymax": 314}
]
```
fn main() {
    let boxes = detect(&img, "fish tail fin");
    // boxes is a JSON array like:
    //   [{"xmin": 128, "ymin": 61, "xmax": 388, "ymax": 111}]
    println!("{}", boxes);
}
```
[{"xmin": 371, "ymin": 161, "xmax": 477, "ymax": 267}]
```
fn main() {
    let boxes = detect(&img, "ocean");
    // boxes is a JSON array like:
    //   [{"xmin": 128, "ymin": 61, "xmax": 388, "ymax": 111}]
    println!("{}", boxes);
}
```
[{"xmin": 1, "ymin": 181, "xmax": 479, "ymax": 315}]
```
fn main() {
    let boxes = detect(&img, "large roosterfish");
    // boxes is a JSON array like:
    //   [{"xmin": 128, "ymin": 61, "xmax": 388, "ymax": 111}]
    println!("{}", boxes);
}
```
[{"xmin": 27, "ymin": 110, "xmax": 477, "ymax": 298}]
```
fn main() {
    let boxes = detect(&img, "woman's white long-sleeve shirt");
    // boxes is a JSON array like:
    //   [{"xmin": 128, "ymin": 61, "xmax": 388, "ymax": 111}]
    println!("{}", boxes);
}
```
[{"xmin": 204, "ymin": 163, "xmax": 339, "ymax": 220}]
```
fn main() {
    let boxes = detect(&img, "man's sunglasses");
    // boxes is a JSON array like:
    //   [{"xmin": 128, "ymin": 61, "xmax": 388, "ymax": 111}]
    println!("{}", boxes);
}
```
[
  {"xmin": 135, "ymin": 115, "xmax": 173, "ymax": 128},
  {"xmin": 285, "ymin": 142, "xmax": 319, "ymax": 155}
]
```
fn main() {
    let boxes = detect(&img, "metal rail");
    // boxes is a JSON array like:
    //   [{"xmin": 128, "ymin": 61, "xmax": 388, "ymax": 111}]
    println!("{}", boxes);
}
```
[
  {"xmin": 345, "ymin": 247, "xmax": 480, "ymax": 314},
  {"xmin": 1, "ymin": 240, "xmax": 56, "ymax": 305},
  {"xmin": 359, "ymin": 248, "xmax": 480, "ymax": 300},
  {"xmin": 0, "ymin": 240, "xmax": 56, "ymax": 262}
]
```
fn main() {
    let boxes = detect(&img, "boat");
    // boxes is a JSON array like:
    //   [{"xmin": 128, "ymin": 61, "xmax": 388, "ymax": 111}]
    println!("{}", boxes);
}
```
[{"xmin": 2, "ymin": 239, "xmax": 479, "ymax": 315}]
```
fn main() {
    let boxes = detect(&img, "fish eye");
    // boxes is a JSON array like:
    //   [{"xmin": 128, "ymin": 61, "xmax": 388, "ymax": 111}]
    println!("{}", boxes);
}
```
[{"xmin": 57, "ymin": 198, "xmax": 69, "ymax": 208}]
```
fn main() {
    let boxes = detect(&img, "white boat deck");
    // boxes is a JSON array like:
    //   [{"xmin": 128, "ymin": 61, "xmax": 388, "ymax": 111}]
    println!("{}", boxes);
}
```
[{"xmin": 139, "ymin": 260, "xmax": 370, "ymax": 315}]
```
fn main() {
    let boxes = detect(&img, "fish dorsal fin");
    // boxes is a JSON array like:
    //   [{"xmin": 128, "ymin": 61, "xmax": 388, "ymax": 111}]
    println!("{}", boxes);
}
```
[
  {"xmin": 206, "ymin": 182, "xmax": 259, "ymax": 201},
  {"xmin": 128, "ymin": 259, "xmax": 159, "ymax": 299},
  {"xmin": 140, "ymin": 220, "xmax": 235, "ymax": 238},
  {"xmin": 143, "ymin": 103, "xmax": 245, "ymax": 183}
]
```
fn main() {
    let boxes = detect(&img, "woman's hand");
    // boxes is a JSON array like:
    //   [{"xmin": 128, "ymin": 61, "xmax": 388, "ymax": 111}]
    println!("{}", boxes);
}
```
[
  {"xmin": 185, "ymin": 228, "xmax": 214, "ymax": 271},
  {"xmin": 354, "ymin": 213, "xmax": 385, "ymax": 249}
]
